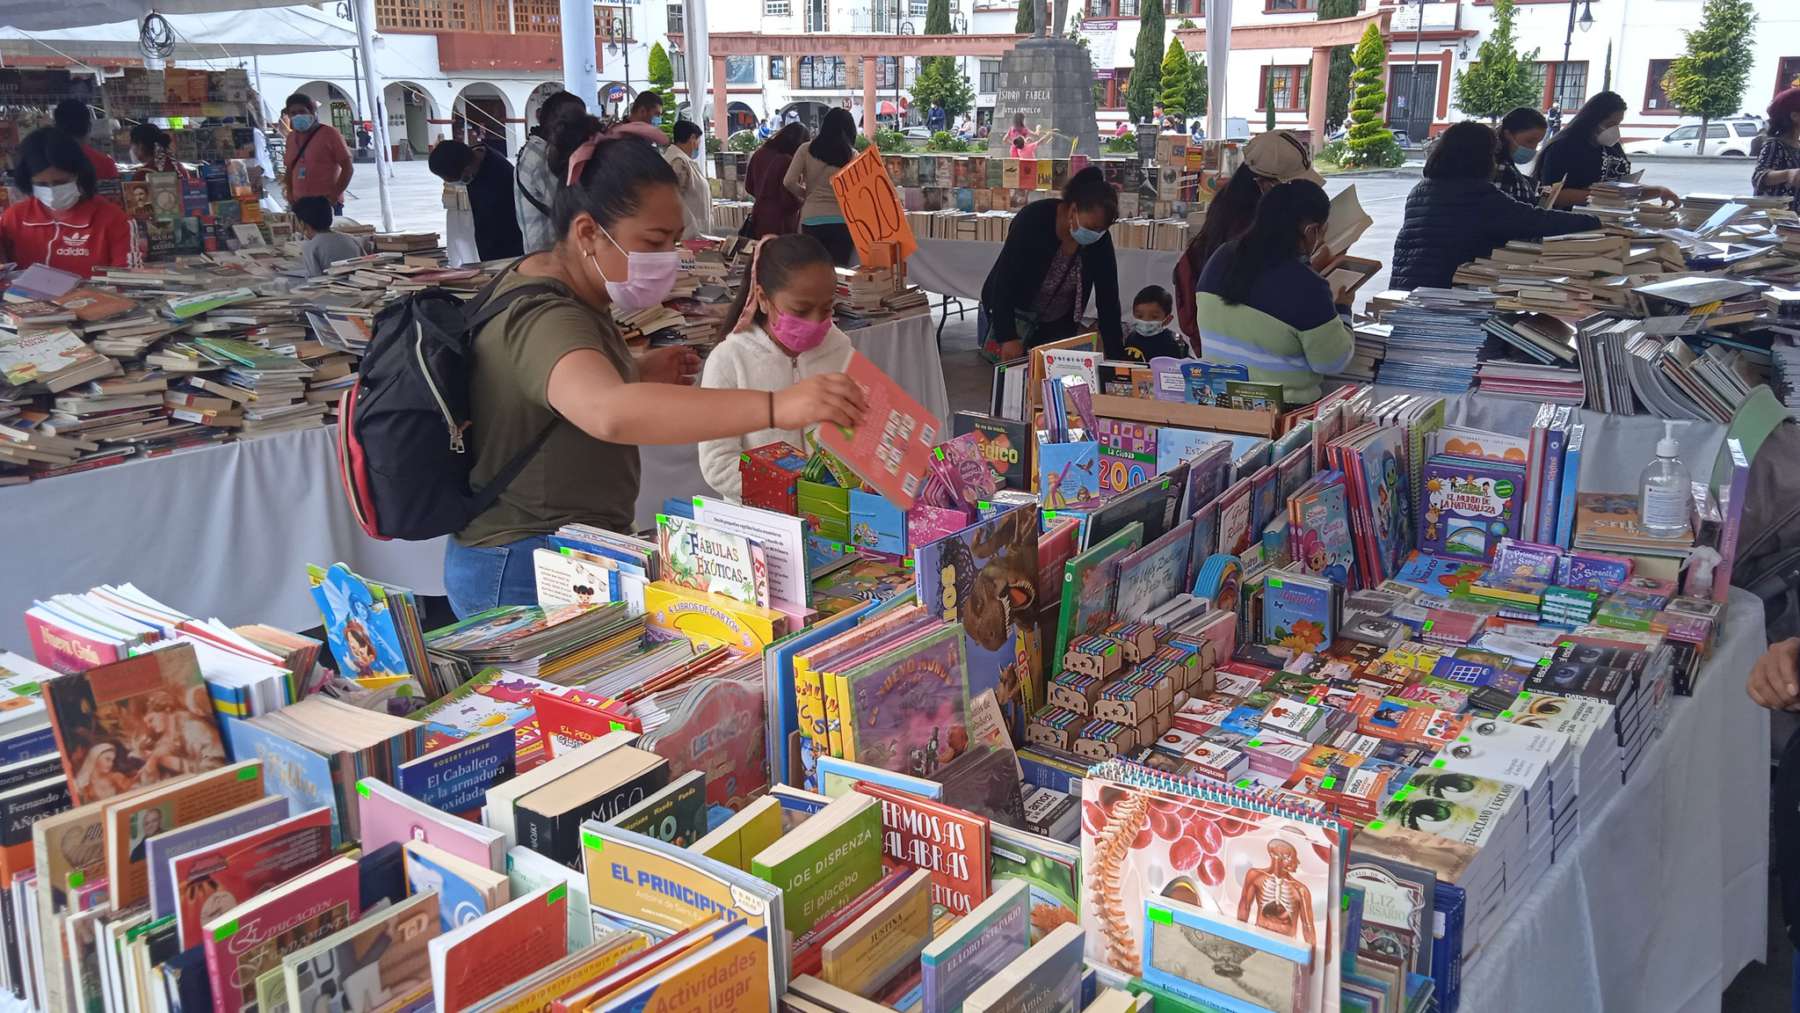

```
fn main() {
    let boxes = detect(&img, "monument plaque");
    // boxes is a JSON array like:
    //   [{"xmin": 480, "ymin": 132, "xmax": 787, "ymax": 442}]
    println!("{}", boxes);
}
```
[{"xmin": 986, "ymin": 1, "xmax": 1100, "ymax": 159}]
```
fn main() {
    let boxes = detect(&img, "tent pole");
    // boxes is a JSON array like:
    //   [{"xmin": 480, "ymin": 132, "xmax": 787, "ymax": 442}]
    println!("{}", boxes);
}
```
[
  {"xmin": 561, "ymin": 0, "xmax": 598, "ymax": 109},
  {"xmin": 682, "ymin": 0, "xmax": 709, "ymax": 175},
  {"xmin": 352, "ymin": 0, "xmax": 393, "ymax": 231}
]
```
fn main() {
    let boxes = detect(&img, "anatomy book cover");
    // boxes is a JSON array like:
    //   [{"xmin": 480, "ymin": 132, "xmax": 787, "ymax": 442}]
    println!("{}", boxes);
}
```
[
  {"xmin": 842, "ymin": 624, "xmax": 972, "ymax": 780},
  {"xmin": 912, "ymin": 506, "xmax": 1041, "ymax": 726},
  {"xmin": 1078, "ymin": 774, "xmax": 1339, "ymax": 1013}
]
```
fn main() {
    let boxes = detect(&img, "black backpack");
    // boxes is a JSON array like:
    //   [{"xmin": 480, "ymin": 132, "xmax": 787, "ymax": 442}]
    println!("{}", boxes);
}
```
[{"xmin": 336, "ymin": 271, "xmax": 558, "ymax": 541}]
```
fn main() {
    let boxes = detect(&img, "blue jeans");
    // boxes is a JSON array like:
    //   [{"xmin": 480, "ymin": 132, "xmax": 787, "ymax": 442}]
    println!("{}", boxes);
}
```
[{"xmin": 442, "ymin": 534, "xmax": 556, "ymax": 618}]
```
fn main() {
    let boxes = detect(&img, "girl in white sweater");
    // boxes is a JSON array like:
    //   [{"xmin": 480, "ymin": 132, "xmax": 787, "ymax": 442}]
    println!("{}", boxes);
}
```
[{"xmin": 699, "ymin": 234, "xmax": 855, "ymax": 499}]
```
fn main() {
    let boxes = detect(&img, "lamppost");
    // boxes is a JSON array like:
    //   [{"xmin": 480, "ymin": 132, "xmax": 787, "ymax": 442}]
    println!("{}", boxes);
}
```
[
  {"xmin": 1406, "ymin": 0, "xmax": 1425, "ymax": 147},
  {"xmin": 604, "ymin": 9, "xmax": 632, "ymax": 119},
  {"xmin": 953, "ymin": 10, "xmax": 969, "ymax": 131},
  {"xmin": 1558, "ymin": 0, "xmax": 1595, "ymax": 114},
  {"xmin": 897, "ymin": 7, "xmax": 914, "ymax": 131}
]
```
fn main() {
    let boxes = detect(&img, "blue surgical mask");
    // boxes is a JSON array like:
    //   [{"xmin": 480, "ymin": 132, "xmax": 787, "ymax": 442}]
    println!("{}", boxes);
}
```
[
  {"xmin": 1132, "ymin": 318, "xmax": 1169, "ymax": 337},
  {"xmin": 650, "ymin": 115, "xmax": 664, "ymax": 127},
  {"xmin": 1072, "ymin": 225, "xmax": 1104, "ymax": 246},
  {"xmin": 1511, "ymin": 147, "xmax": 1537, "ymax": 165},
  {"xmin": 290, "ymin": 114, "xmax": 316, "ymax": 133}
]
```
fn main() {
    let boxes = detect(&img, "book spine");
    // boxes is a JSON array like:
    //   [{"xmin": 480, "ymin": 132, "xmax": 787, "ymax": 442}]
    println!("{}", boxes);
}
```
[
  {"xmin": 202, "ymin": 936, "xmax": 233, "ymax": 1013},
  {"xmin": 516, "ymin": 803, "xmax": 579, "ymax": 868},
  {"xmin": 1536, "ymin": 422, "xmax": 1568, "ymax": 545},
  {"xmin": 1554, "ymin": 426, "xmax": 1585, "ymax": 549}
]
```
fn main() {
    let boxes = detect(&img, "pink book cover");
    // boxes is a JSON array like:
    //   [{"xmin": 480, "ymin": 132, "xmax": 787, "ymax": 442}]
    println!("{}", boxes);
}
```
[
  {"xmin": 355, "ymin": 777, "xmax": 506, "ymax": 872},
  {"xmin": 171, "ymin": 807, "xmax": 333, "ymax": 950},
  {"xmin": 817, "ymin": 351, "xmax": 941, "ymax": 510},
  {"xmin": 203, "ymin": 857, "xmax": 360, "ymax": 1013}
]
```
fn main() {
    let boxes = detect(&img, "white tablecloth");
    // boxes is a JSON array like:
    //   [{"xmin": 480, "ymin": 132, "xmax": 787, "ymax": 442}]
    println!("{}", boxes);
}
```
[
  {"xmin": 1460, "ymin": 587, "xmax": 1769, "ymax": 1013},
  {"xmin": 907, "ymin": 236, "xmax": 1184, "ymax": 306},
  {"xmin": 0, "ymin": 426, "xmax": 447, "ymax": 645},
  {"xmin": 634, "ymin": 311, "xmax": 952, "ymax": 529}
]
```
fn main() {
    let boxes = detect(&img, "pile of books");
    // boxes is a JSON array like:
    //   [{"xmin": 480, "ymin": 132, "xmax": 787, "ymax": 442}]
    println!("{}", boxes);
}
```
[
  {"xmin": 1374, "ymin": 296, "xmax": 1494, "ymax": 394},
  {"xmin": 835, "ymin": 264, "xmax": 929, "ymax": 324}
]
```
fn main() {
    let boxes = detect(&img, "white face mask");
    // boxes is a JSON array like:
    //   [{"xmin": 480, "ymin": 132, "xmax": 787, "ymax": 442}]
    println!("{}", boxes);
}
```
[
  {"xmin": 1595, "ymin": 126, "xmax": 1622, "ymax": 147},
  {"xmin": 1132, "ymin": 317, "xmax": 1170, "ymax": 336},
  {"xmin": 33, "ymin": 181, "xmax": 81, "ymax": 212}
]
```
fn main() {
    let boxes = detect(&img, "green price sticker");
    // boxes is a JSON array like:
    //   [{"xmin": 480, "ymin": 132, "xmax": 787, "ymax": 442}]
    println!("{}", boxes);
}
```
[
  {"xmin": 1247, "ymin": 739, "xmax": 1263, "ymax": 748},
  {"xmin": 933, "ymin": 447, "xmax": 945, "ymax": 460},
  {"xmin": 581, "ymin": 830, "xmax": 603, "ymax": 852},
  {"xmin": 213, "ymin": 919, "xmax": 240, "ymax": 942},
  {"xmin": 68, "ymin": 870, "xmax": 85, "ymax": 890},
  {"xmin": 1236, "ymin": 779, "xmax": 1252, "ymax": 788},
  {"xmin": 547, "ymin": 884, "xmax": 567, "ymax": 905},
  {"xmin": 1368, "ymin": 819, "xmax": 1386, "ymax": 830},
  {"xmin": 609, "ymin": 721, "xmax": 626, "ymax": 732},
  {"xmin": 238, "ymin": 765, "xmax": 259, "ymax": 781},
  {"xmin": 1422, "ymin": 620, "xmax": 1434, "ymax": 632},
  {"xmin": 355, "ymin": 780, "xmax": 371, "ymax": 798},
  {"xmin": 1432, "ymin": 758, "xmax": 1447, "ymax": 768},
  {"xmin": 1147, "ymin": 906, "xmax": 1173, "ymax": 925},
  {"xmin": 1500, "ymin": 710, "xmax": 1514, "ymax": 718},
  {"xmin": 692, "ymin": 495, "xmax": 705, "ymax": 507},
  {"xmin": 1268, "ymin": 577, "xmax": 1285, "ymax": 589},
  {"xmin": 1306, "ymin": 695, "xmax": 1319, "ymax": 705},
  {"xmin": 1395, "ymin": 785, "xmax": 1414, "ymax": 800},
  {"xmin": 1321, "ymin": 776, "xmax": 1338, "ymax": 790},
  {"xmin": 1458, "ymin": 735, "xmax": 1470, "ymax": 743}
]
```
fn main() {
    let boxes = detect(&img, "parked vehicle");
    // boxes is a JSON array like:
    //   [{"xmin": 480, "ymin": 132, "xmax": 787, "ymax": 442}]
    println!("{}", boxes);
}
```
[
  {"xmin": 902, "ymin": 126, "xmax": 933, "ymax": 143},
  {"xmin": 1624, "ymin": 117, "xmax": 1764, "ymax": 157}
]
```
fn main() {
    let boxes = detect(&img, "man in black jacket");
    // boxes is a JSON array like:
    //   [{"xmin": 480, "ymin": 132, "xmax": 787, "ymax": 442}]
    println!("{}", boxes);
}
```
[
  {"xmin": 1391, "ymin": 121, "xmax": 1598, "ymax": 292},
  {"xmin": 980, "ymin": 167, "xmax": 1126, "ymax": 359}
]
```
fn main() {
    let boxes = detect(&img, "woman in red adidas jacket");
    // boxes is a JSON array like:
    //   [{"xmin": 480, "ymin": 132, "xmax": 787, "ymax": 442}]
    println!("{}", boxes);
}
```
[{"xmin": 0, "ymin": 128, "xmax": 131, "ymax": 278}]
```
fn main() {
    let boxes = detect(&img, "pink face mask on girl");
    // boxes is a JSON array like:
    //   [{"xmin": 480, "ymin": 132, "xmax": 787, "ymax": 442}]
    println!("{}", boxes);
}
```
[{"xmin": 767, "ymin": 309, "xmax": 831, "ymax": 354}]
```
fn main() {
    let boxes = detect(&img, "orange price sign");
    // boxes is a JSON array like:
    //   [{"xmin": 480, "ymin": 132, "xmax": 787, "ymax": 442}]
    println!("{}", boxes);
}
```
[{"xmin": 829, "ymin": 144, "xmax": 918, "ymax": 267}]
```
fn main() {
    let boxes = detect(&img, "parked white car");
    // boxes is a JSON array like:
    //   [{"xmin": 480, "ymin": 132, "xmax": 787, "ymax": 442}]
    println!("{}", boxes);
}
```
[{"xmin": 1624, "ymin": 118, "xmax": 1763, "ymax": 157}]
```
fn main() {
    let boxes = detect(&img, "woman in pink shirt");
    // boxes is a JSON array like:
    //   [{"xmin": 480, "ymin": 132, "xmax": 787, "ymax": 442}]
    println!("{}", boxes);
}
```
[{"xmin": 281, "ymin": 93, "xmax": 354, "ymax": 212}]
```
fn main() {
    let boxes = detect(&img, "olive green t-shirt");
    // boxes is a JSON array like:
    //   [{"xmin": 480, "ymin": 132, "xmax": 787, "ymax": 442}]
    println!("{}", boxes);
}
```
[{"xmin": 458, "ymin": 268, "xmax": 641, "ymax": 546}]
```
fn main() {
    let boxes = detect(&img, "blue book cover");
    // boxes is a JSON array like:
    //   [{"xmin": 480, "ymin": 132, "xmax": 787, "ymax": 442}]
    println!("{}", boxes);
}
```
[
  {"xmin": 1352, "ymin": 428, "xmax": 1413, "ymax": 582},
  {"xmin": 395, "ymin": 728, "xmax": 516, "ymax": 816},
  {"xmin": 1536, "ymin": 414, "xmax": 1569, "ymax": 544},
  {"xmin": 1553, "ymin": 423, "xmax": 1585, "ymax": 549},
  {"xmin": 1433, "ymin": 881, "xmax": 1466, "ymax": 1012},
  {"xmin": 403, "ymin": 842, "xmax": 498, "ymax": 929},
  {"xmin": 1262, "ymin": 572, "xmax": 1336, "ymax": 654},
  {"xmin": 1156, "ymin": 428, "xmax": 1229, "ymax": 477},
  {"xmin": 913, "ymin": 506, "xmax": 1040, "ymax": 730},
  {"xmin": 1037, "ymin": 441, "xmax": 1100, "ymax": 510},
  {"xmin": 1289, "ymin": 472, "xmax": 1356, "ymax": 585},
  {"xmin": 1417, "ymin": 454, "xmax": 1525, "ymax": 561},
  {"xmin": 1112, "ymin": 521, "xmax": 1194, "ymax": 623},
  {"xmin": 920, "ymin": 880, "xmax": 1032, "ymax": 1013},
  {"xmin": 815, "ymin": 755, "xmax": 943, "ymax": 800},
  {"xmin": 307, "ymin": 562, "xmax": 412, "ymax": 680},
  {"xmin": 849, "ymin": 488, "xmax": 908, "ymax": 557},
  {"xmin": 0, "ymin": 725, "xmax": 55, "ymax": 766},
  {"xmin": 221, "ymin": 715, "xmax": 345, "ymax": 845}
]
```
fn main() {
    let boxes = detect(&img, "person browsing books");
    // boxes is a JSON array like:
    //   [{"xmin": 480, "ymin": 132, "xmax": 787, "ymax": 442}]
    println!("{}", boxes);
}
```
[
  {"xmin": 127, "ymin": 123, "xmax": 190, "ymax": 182},
  {"xmin": 1391, "ymin": 121, "xmax": 1600, "ymax": 292},
  {"xmin": 293, "ymin": 196, "xmax": 366, "ymax": 277},
  {"xmin": 1122, "ymin": 285, "xmax": 1190, "ymax": 361},
  {"xmin": 698, "ymin": 234, "xmax": 856, "ymax": 500},
  {"xmin": 1172, "ymin": 130, "xmax": 1325, "ymax": 350},
  {"xmin": 663, "ymin": 120, "xmax": 712, "ymax": 240},
  {"xmin": 1534, "ymin": 91, "xmax": 1678, "ymax": 208},
  {"xmin": 1753, "ymin": 87, "xmax": 1800, "ymax": 214},
  {"xmin": 1494, "ymin": 106, "xmax": 1548, "ymax": 205},
  {"xmin": 52, "ymin": 100, "xmax": 119, "ymax": 181},
  {"xmin": 746, "ymin": 123, "xmax": 809, "ymax": 239},
  {"xmin": 281, "ymin": 92, "xmax": 354, "ymax": 212},
  {"xmin": 445, "ymin": 108, "xmax": 867, "ymax": 618},
  {"xmin": 979, "ymin": 166, "xmax": 1124, "ymax": 360},
  {"xmin": 429, "ymin": 138, "xmax": 525, "ymax": 262},
  {"xmin": 1192, "ymin": 180, "xmax": 1353, "ymax": 406},
  {"xmin": 783, "ymin": 107, "xmax": 859, "ymax": 266},
  {"xmin": 515, "ymin": 90, "xmax": 585, "ymax": 254},
  {"xmin": 0, "ymin": 128, "xmax": 132, "ymax": 278}
]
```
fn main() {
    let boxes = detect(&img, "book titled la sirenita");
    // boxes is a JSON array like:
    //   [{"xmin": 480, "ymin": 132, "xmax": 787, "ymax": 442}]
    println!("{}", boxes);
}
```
[{"xmin": 42, "ymin": 642, "xmax": 227, "ymax": 805}]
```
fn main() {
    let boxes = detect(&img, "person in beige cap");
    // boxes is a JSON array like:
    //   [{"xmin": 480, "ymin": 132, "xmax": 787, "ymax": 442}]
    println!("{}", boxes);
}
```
[{"xmin": 1173, "ymin": 130, "xmax": 1325, "ymax": 349}]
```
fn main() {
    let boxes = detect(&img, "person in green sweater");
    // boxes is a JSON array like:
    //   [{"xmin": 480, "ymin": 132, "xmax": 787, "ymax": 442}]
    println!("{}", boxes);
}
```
[{"xmin": 1193, "ymin": 180, "xmax": 1354, "ymax": 406}]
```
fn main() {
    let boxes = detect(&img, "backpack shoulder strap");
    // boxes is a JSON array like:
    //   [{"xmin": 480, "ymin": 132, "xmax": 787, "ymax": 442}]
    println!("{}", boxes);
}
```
[{"xmin": 461, "ymin": 269, "xmax": 578, "ymax": 514}]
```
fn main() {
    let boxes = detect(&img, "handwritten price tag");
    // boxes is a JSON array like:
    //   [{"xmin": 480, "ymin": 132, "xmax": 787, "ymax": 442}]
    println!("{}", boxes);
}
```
[{"xmin": 829, "ymin": 144, "xmax": 918, "ymax": 267}]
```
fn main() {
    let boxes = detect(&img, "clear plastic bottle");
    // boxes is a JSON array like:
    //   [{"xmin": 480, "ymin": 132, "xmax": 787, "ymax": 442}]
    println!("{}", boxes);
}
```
[{"xmin": 1639, "ymin": 421, "xmax": 1690, "ymax": 538}]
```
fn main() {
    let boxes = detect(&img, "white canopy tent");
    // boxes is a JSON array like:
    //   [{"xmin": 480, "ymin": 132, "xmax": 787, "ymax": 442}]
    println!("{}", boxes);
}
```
[{"xmin": 0, "ymin": 3, "xmax": 394, "ymax": 231}]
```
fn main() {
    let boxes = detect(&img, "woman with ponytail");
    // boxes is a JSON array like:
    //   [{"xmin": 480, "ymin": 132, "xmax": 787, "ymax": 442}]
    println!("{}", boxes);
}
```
[{"xmin": 444, "ymin": 108, "xmax": 866, "ymax": 617}]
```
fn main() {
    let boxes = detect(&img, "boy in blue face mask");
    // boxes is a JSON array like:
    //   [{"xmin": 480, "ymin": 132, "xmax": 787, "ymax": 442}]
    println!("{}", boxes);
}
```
[{"xmin": 1123, "ymin": 285, "xmax": 1191, "ymax": 361}]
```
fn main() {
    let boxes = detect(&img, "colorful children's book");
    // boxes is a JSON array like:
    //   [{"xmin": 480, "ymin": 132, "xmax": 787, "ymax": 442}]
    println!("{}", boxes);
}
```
[
  {"xmin": 280, "ymin": 890, "xmax": 439, "ymax": 1013},
  {"xmin": 42, "ymin": 642, "xmax": 227, "ymax": 806},
  {"xmin": 751, "ymin": 791, "xmax": 884, "ymax": 935},
  {"xmin": 920, "ymin": 878, "xmax": 1032, "ymax": 1013},
  {"xmin": 599, "ymin": 918, "xmax": 774, "ymax": 1011},
  {"xmin": 953, "ymin": 411, "xmax": 1033, "ymax": 491},
  {"xmin": 203, "ymin": 854, "xmax": 361, "ymax": 1013},
  {"xmin": 1288, "ymin": 470, "xmax": 1357, "ymax": 585},
  {"xmin": 1054, "ymin": 522, "xmax": 1146, "ymax": 664},
  {"xmin": 1037, "ymin": 441, "xmax": 1101, "ymax": 509},
  {"xmin": 816, "ymin": 351, "xmax": 941, "ymax": 509},
  {"xmin": 912, "ymin": 507, "xmax": 1042, "ymax": 722},
  {"xmin": 1262, "ymin": 571, "xmax": 1338, "ymax": 654},
  {"xmin": 1417, "ymin": 455, "xmax": 1526, "ymax": 561},
  {"xmin": 642, "ymin": 581, "xmax": 789, "ymax": 653},
  {"xmin": 403, "ymin": 838, "xmax": 510, "ymax": 930},
  {"xmin": 1112, "ymin": 520, "xmax": 1194, "ymax": 623},
  {"xmin": 306, "ymin": 563, "xmax": 415, "ymax": 680},
  {"xmin": 655, "ymin": 514, "xmax": 771, "ymax": 607},
  {"xmin": 426, "ymin": 884, "xmax": 568, "ymax": 1012},
  {"xmin": 840, "ymin": 623, "xmax": 972, "ymax": 776},
  {"xmin": 962, "ymin": 920, "xmax": 1085, "ymax": 1013}
]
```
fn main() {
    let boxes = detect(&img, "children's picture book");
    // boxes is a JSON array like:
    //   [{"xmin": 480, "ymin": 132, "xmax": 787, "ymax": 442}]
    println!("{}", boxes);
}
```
[
  {"xmin": 816, "ymin": 351, "xmax": 940, "ymax": 510},
  {"xmin": 1037, "ymin": 441, "xmax": 1100, "ymax": 510},
  {"xmin": 1112, "ymin": 521, "xmax": 1194, "ymax": 623},
  {"xmin": 655, "ymin": 514, "xmax": 770, "ymax": 607},
  {"xmin": 1288, "ymin": 471, "xmax": 1356, "ymax": 585},
  {"xmin": 919, "ymin": 878, "xmax": 1032, "ymax": 1013},
  {"xmin": 171, "ymin": 805, "xmax": 334, "ymax": 949},
  {"xmin": 841, "ymin": 624, "xmax": 972, "ymax": 778},
  {"xmin": 403, "ymin": 838, "xmax": 510, "ymax": 930},
  {"xmin": 953, "ymin": 411, "xmax": 1032, "ymax": 491},
  {"xmin": 281, "ymin": 890, "xmax": 439, "ymax": 1013},
  {"xmin": 307, "ymin": 563, "xmax": 413, "ymax": 680},
  {"xmin": 1053, "ymin": 522, "xmax": 1146, "ymax": 664},
  {"xmin": 1262, "ymin": 571, "xmax": 1338, "ymax": 655},
  {"xmin": 913, "ymin": 507, "xmax": 1042, "ymax": 722},
  {"xmin": 642, "ymin": 581, "xmax": 789, "ymax": 654},
  {"xmin": 636, "ymin": 669, "xmax": 769, "ymax": 811},
  {"xmin": 426, "ymin": 883, "xmax": 568, "ymax": 1012},
  {"xmin": 533, "ymin": 547, "xmax": 619, "ymax": 610},
  {"xmin": 203, "ymin": 854, "xmax": 361, "ymax": 1013},
  {"xmin": 42, "ymin": 643, "xmax": 228, "ymax": 806},
  {"xmin": 1418, "ymin": 455, "xmax": 1526, "ymax": 561}
]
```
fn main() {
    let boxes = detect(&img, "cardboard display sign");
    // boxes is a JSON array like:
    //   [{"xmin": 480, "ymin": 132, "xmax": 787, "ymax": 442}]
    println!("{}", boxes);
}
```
[{"xmin": 830, "ymin": 144, "xmax": 919, "ymax": 267}]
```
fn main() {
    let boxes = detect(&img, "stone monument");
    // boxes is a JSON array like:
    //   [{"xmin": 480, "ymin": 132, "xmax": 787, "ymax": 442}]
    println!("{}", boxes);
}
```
[{"xmin": 986, "ymin": 0, "xmax": 1101, "ymax": 160}]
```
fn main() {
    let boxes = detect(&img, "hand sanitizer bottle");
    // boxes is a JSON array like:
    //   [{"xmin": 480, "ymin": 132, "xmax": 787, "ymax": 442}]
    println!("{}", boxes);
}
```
[{"xmin": 1639, "ymin": 421, "xmax": 1690, "ymax": 538}]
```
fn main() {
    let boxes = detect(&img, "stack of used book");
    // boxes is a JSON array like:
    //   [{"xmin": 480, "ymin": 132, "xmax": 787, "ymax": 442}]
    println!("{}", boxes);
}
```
[
  {"xmin": 835, "ymin": 264, "xmax": 929, "ymax": 325},
  {"xmin": 1374, "ymin": 291, "xmax": 1495, "ymax": 395}
]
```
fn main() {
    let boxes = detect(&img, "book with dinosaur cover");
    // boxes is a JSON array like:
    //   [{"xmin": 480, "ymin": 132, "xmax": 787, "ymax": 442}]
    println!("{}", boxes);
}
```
[
  {"xmin": 43, "ymin": 643, "xmax": 227, "ymax": 805},
  {"xmin": 913, "ymin": 507, "xmax": 1042, "ymax": 725}
]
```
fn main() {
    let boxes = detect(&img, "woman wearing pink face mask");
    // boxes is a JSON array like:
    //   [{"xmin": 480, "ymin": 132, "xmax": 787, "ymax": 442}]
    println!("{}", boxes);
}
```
[
  {"xmin": 444, "ymin": 113, "xmax": 865, "ymax": 619},
  {"xmin": 698, "ymin": 234, "xmax": 855, "ymax": 500}
]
